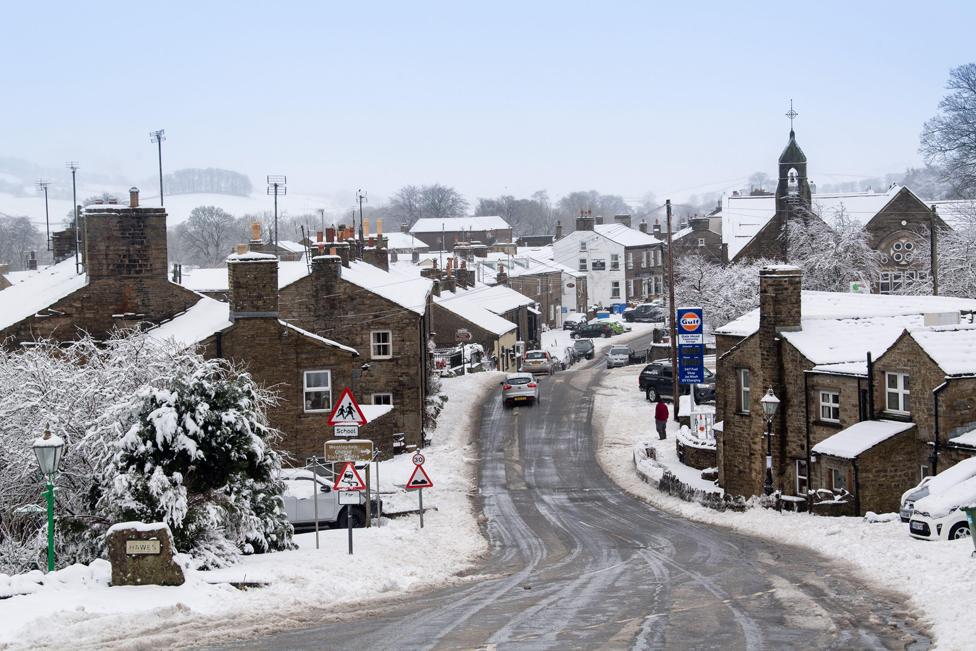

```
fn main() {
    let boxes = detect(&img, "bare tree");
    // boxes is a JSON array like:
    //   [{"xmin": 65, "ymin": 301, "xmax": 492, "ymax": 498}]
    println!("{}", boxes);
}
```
[
  {"xmin": 177, "ymin": 206, "xmax": 237, "ymax": 266},
  {"xmin": 0, "ymin": 215, "xmax": 43, "ymax": 270},
  {"xmin": 389, "ymin": 184, "xmax": 469, "ymax": 225},
  {"xmin": 920, "ymin": 63, "xmax": 976, "ymax": 197}
]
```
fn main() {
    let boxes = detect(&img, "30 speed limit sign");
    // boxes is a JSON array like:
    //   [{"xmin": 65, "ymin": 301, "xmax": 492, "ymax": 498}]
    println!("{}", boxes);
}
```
[{"xmin": 412, "ymin": 452, "xmax": 426, "ymax": 466}]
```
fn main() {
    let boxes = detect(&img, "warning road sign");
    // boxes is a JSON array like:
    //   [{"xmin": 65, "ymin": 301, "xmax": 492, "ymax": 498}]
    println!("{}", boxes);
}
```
[
  {"xmin": 406, "ymin": 464, "xmax": 434, "ymax": 490},
  {"xmin": 328, "ymin": 387, "xmax": 367, "ymax": 426},
  {"xmin": 333, "ymin": 461, "xmax": 367, "ymax": 491}
]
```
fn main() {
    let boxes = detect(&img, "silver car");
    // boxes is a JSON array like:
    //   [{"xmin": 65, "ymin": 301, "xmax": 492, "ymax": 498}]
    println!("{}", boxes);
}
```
[
  {"xmin": 501, "ymin": 372, "xmax": 540, "ymax": 407},
  {"xmin": 521, "ymin": 350, "xmax": 558, "ymax": 375},
  {"xmin": 606, "ymin": 345, "xmax": 631, "ymax": 368}
]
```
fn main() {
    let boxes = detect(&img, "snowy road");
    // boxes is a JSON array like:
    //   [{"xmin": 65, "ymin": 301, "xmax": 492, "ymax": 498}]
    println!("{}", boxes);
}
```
[{"xmin": 211, "ymin": 337, "xmax": 929, "ymax": 650}]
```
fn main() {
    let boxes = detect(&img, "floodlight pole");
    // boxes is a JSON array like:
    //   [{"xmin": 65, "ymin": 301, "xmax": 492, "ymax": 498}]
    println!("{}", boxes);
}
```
[
  {"xmin": 37, "ymin": 180, "xmax": 51, "ymax": 250},
  {"xmin": 67, "ymin": 162, "xmax": 80, "ymax": 274},
  {"xmin": 150, "ymin": 129, "xmax": 165, "ymax": 206},
  {"xmin": 267, "ymin": 176, "xmax": 287, "ymax": 250}
]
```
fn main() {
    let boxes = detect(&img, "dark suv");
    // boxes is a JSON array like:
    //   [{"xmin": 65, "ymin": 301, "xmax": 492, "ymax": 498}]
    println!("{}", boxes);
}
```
[
  {"xmin": 572, "ymin": 322, "xmax": 613, "ymax": 339},
  {"xmin": 624, "ymin": 303, "xmax": 664, "ymax": 323},
  {"xmin": 572, "ymin": 338, "xmax": 595, "ymax": 360},
  {"xmin": 638, "ymin": 361, "xmax": 715, "ymax": 403}
]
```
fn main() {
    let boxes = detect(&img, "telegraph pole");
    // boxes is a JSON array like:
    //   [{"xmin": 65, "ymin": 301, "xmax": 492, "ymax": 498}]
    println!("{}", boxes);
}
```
[
  {"xmin": 66, "ymin": 162, "xmax": 80, "ymax": 274},
  {"xmin": 36, "ymin": 179, "xmax": 51, "ymax": 250},
  {"xmin": 357, "ymin": 189, "xmax": 367, "ymax": 244},
  {"xmin": 267, "ymin": 176, "xmax": 287, "ymax": 249},
  {"xmin": 930, "ymin": 205, "xmax": 939, "ymax": 296},
  {"xmin": 150, "ymin": 129, "xmax": 165, "ymax": 206},
  {"xmin": 666, "ymin": 199, "xmax": 679, "ymax": 421}
]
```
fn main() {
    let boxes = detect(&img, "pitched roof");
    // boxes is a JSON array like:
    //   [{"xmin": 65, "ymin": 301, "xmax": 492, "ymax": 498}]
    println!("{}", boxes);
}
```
[
  {"xmin": 339, "ymin": 260, "xmax": 432, "ymax": 315},
  {"xmin": 811, "ymin": 419, "xmax": 915, "ymax": 459},
  {"xmin": 0, "ymin": 259, "xmax": 88, "ymax": 332},
  {"xmin": 909, "ymin": 323, "xmax": 976, "ymax": 376},
  {"xmin": 594, "ymin": 223, "xmax": 662, "ymax": 247},
  {"xmin": 181, "ymin": 258, "xmax": 310, "ymax": 292},
  {"xmin": 409, "ymin": 215, "xmax": 511, "ymax": 234},
  {"xmin": 433, "ymin": 292, "xmax": 517, "ymax": 336},
  {"xmin": 384, "ymin": 231, "xmax": 430, "ymax": 250}
]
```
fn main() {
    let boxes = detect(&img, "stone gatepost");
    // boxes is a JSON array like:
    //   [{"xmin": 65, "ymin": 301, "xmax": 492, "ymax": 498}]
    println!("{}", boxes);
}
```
[{"xmin": 106, "ymin": 522, "xmax": 185, "ymax": 586}]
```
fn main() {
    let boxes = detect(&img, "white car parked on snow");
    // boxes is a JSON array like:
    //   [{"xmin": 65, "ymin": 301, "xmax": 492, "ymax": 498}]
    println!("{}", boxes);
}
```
[
  {"xmin": 900, "ymin": 457, "xmax": 976, "ymax": 522},
  {"xmin": 281, "ymin": 469, "xmax": 379, "ymax": 531},
  {"xmin": 907, "ymin": 475, "xmax": 976, "ymax": 541}
]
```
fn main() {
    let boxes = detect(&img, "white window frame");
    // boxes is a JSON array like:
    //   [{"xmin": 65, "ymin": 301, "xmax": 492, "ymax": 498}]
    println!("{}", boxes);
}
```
[
  {"xmin": 303, "ymin": 369, "xmax": 332, "ymax": 413},
  {"xmin": 610, "ymin": 281, "xmax": 621, "ymax": 299},
  {"xmin": 626, "ymin": 252, "xmax": 634, "ymax": 270},
  {"xmin": 371, "ymin": 330, "xmax": 393, "ymax": 359},
  {"xmin": 738, "ymin": 368, "xmax": 750, "ymax": 413},
  {"xmin": 920, "ymin": 465, "xmax": 930, "ymax": 481},
  {"xmin": 610, "ymin": 254, "xmax": 620, "ymax": 270},
  {"xmin": 819, "ymin": 390, "xmax": 840, "ymax": 423},
  {"xmin": 885, "ymin": 372, "xmax": 910, "ymax": 414},
  {"xmin": 578, "ymin": 258, "xmax": 587, "ymax": 272},
  {"xmin": 796, "ymin": 459, "xmax": 809, "ymax": 495},
  {"xmin": 697, "ymin": 238, "xmax": 706, "ymax": 247},
  {"xmin": 372, "ymin": 392, "xmax": 393, "ymax": 405},
  {"xmin": 642, "ymin": 250, "xmax": 649, "ymax": 267},
  {"xmin": 579, "ymin": 240, "xmax": 587, "ymax": 252}
]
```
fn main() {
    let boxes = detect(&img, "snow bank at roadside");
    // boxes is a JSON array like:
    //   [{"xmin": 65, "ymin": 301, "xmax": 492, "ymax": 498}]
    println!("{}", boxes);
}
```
[
  {"xmin": 0, "ymin": 372, "xmax": 500, "ymax": 651},
  {"xmin": 592, "ymin": 368, "xmax": 974, "ymax": 651}
]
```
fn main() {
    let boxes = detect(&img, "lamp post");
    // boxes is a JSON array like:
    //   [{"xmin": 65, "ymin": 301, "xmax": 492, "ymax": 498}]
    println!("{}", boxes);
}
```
[
  {"xmin": 32, "ymin": 427, "xmax": 65, "ymax": 572},
  {"xmin": 760, "ymin": 388, "xmax": 780, "ymax": 496}
]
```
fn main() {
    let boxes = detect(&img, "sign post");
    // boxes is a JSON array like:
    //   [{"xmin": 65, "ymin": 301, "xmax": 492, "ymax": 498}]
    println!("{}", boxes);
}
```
[
  {"xmin": 328, "ymin": 387, "xmax": 367, "ymax": 440},
  {"xmin": 333, "ymin": 461, "xmax": 367, "ymax": 554},
  {"xmin": 406, "ymin": 452, "xmax": 434, "ymax": 528},
  {"xmin": 675, "ymin": 307, "xmax": 705, "ymax": 394}
]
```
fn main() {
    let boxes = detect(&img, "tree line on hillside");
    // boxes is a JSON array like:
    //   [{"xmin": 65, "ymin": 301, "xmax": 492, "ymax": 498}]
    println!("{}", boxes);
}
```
[{"xmin": 156, "ymin": 168, "xmax": 253, "ymax": 197}]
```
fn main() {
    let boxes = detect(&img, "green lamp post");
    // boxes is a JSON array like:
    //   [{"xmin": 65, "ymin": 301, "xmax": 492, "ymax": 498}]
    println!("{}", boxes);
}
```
[{"xmin": 32, "ymin": 427, "xmax": 65, "ymax": 573}]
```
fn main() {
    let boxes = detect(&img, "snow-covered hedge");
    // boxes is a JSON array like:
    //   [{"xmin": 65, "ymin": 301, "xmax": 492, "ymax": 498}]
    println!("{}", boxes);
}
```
[{"xmin": 0, "ymin": 333, "xmax": 292, "ymax": 574}]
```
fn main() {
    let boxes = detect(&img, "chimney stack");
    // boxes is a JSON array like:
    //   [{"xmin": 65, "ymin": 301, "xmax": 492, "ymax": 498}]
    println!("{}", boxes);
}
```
[
  {"xmin": 613, "ymin": 214, "xmax": 632, "ymax": 228},
  {"xmin": 652, "ymin": 220, "xmax": 662, "ymax": 237},
  {"xmin": 759, "ymin": 265, "xmax": 802, "ymax": 335},
  {"xmin": 129, "ymin": 187, "xmax": 139, "ymax": 208},
  {"xmin": 332, "ymin": 241, "xmax": 351, "ymax": 267},
  {"xmin": 227, "ymin": 252, "xmax": 278, "ymax": 320},
  {"xmin": 575, "ymin": 210, "xmax": 595, "ymax": 232},
  {"xmin": 400, "ymin": 222, "xmax": 409, "ymax": 233},
  {"xmin": 27, "ymin": 251, "xmax": 37, "ymax": 271},
  {"xmin": 555, "ymin": 220, "xmax": 563, "ymax": 240},
  {"xmin": 639, "ymin": 219, "xmax": 648, "ymax": 234},
  {"xmin": 595, "ymin": 216, "xmax": 604, "ymax": 225},
  {"xmin": 82, "ymin": 198, "xmax": 167, "ymax": 281}
]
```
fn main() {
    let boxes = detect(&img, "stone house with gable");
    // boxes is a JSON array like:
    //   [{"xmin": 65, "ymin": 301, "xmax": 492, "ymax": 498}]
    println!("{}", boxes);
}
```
[
  {"xmin": 714, "ymin": 265, "xmax": 976, "ymax": 514},
  {"xmin": 149, "ymin": 253, "xmax": 397, "ymax": 462},
  {"xmin": 409, "ymin": 216, "xmax": 513, "ymax": 249},
  {"xmin": 0, "ymin": 188, "xmax": 199, "ymax": 346}
]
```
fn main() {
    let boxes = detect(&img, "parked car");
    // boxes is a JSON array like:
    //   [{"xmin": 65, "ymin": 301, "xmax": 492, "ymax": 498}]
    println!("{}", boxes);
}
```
[
  {"xmin": 564, "ymin": 345, "xmax": 580, "ymax": 366},
  {"xmin": 607, "ymin": 321, "xmax": 627, "ymax": 335},
  {"xmin": 624, "ymin": 303, "xmax": 664, "ymax": 323},
  {"xmin": 573, "ymin": 338, "xmax": 595, "ymax": 360},
  {"xmin": 572, "ymin": 322, "xmax": 613, "ymax": 339},
  {"xmin": 606, "ymin": 345, "xmax": 631, "ymax": 368},
  {"xmin": 638, "ymin": 361, "xmax": 716, "ymax": 403},
  {"xmin": 900, "ymin": 457, "xmax": 976, "ymax": 522},
  {"xmin": 521, "ymin": 349, "xmax": 559, "ymax": 375},
  {"xmin": 281, "ymin": 470, "xmax": 380, "ymax": 531},
  {"xmin": 908, "ymin": 475, "xmax": 976, "ymax": 541},
  {"xmin": 501, "ymin": 372, "xmax": 540, "ymax": 407}
]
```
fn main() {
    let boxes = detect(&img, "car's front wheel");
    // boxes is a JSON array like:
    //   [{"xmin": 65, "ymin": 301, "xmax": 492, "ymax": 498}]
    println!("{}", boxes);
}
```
[
  {"xmin": 647, "ymin": 387, "xmax": 659, "ymax": 402},
  {"xmin": 949, "ymin": 522, "xmax": 971, "ymax": 540}
]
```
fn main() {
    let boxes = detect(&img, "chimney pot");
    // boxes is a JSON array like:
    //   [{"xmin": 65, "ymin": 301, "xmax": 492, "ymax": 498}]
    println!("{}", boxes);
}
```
[
  {"xmin": 250, "ymin": 222, "xmax": 262, "ymax": 242},
  {"xmin": 129, "ymin": 187, "xmax": 139, "ymax": 208},
  {"xmin": 376, "ymin": 218, "xmax": 383, "ymax": 236}
]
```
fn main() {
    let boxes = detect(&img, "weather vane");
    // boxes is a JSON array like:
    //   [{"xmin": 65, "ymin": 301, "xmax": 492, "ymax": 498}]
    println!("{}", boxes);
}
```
[{"xmin": 786, "ymin": 99, "xmax": 798, "ymax": 130}]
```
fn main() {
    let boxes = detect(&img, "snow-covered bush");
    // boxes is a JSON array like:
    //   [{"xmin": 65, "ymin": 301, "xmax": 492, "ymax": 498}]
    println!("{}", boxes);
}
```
[
  {"xmin": 103, "ymin": 360, "xmax": 293, "ymax": 567},
  {"xmin": 0, "ymin": 333, "xmax": 291, "ymax": 574},
  {"xmin": 674, "ymin": 255, "xmax": 767, "ymax": 331}
]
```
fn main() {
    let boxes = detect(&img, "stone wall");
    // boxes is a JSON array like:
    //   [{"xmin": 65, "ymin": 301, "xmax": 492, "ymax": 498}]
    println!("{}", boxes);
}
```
[
  {"xmin": 855, "ymin": 428, "xmax": 922, "ymax": 515},
  {"xmin": 509, "ymin": 271, "xmax": 561, "ymax": 327}
]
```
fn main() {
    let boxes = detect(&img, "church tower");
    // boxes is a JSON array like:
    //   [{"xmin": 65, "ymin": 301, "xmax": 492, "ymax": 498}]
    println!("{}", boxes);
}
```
[{"xmin": 775, "ymin": 128, "xmax": 812, "ymax": 210}]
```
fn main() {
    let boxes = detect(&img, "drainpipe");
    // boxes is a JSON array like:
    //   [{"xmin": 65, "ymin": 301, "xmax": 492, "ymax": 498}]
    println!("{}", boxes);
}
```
[
  {"xmin": 866, "ymin": 352, "xmax": 875, "ymax": 420},
  {"xmin": 932, "ymin": 380, "xmax": 949, "ymax": 476},
  {"xmin": 852, "ymin": 458, "xmax": 861, "ymax": 516},
  {"xmin": 803, "ymin": 370, "xmax": 811, "ymax": 508}
]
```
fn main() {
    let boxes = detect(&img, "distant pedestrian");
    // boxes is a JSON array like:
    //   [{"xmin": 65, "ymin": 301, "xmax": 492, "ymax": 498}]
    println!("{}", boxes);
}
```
[{"xmin": 655, "ymin": 398, "xmax": 669, "ymax": 440}]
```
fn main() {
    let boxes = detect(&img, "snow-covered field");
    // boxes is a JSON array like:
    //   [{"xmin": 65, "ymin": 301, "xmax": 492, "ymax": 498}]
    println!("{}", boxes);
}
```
[
  {"xmin": 0, "ymin": 372, "xmax": 499, "ymax": 650},
  {"xmin": 593, "ymin": 367, "xmax": 975, "ymax": 651}
]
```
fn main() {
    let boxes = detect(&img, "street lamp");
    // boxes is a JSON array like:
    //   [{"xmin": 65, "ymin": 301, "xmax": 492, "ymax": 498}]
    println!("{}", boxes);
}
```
[
  {"xmin": 760, "ymin": 388, "xmax": 780, "ymax": 496},
  {"xmin": 32, "ymin": 427, "xmax": 65, "ymax": 572}
]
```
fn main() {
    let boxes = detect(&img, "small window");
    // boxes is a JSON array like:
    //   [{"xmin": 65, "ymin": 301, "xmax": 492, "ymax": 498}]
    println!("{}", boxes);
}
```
[
  {"xmin": 819, "ymin": 391, "xmax": 840, "ymax": 423},
  {"xmin": 831, "ymin": 468, "xmax": 847, "ymax": 492},
  {"xmin": 627, "ymin": 253, "xmax": 634, "ymax": 270},
  {"xmin": 738, "ymin": 368, "xmax": 750, "ymax": 413},
  {"xmin": 578, "ymin": 258, "xmax": 587, "ymax": 272},
  {"xmin": 610, "ymin": 254, "xmax": 620, "ymax": 270},
  {"xmin": 371, "ymin": 330, "xmax": 393, "ymax": 359},
  {"xmin": 610, "ymin": 281, "xmax": 621, "ymax": 299},
  {"xmin": 920, "ymin": 465, "xmax": 930, "ymax": 481},
  {"xmin": 641, "ymin": 251, "xmax": 648, "ymax": 267},
  {"xmin": 372, "ymin": 393, "xmax": 393, "ymax": 405},
  {"xmin": 303, "ymin": 370, "xmax": 332, "ymax": 413},
  {"xmin": 796, "ymin": 459, "xmax": 809, "ymax": 495},
  {"xmin": 591, "ymin": 259, "xmax": 606, "ymax": 271},
  {"xmin": 697, "ymin": 238, "xmax": 705, "ymax": 247},
  {"xmin": 885, "ymin": 372, "xmax": 910, "ymax": 413},
  {"xmin": 579, "ymin": 240, "xmax": 587, "ymax": 252}
]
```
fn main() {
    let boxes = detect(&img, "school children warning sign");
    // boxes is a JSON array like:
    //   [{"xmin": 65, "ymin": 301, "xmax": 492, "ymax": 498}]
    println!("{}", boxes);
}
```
[{"xmin": 328, "ymin": 387, "xmax": 368, "ymax": 426}]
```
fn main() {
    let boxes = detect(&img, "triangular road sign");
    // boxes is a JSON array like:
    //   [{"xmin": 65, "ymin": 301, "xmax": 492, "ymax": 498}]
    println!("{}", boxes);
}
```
[
  {"xmin": 333, "ymin": 461, "xmax": 367, "ymax": 491},
  {"xmin": 328, "ymin": 387, "xmax": 368, "ymax": 426},
  {"xmin": 406, "ymin": 464, "xmax": 434, "ymax": 490}
]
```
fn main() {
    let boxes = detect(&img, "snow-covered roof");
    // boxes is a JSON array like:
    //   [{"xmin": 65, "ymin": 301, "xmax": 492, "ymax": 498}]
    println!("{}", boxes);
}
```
[
  {"xmin": 928, "ymin": 200, "xmax": 976, "ymax": 230},
  {"xmin": 409, "ymin": 215, "xmax": 511, "ymax": 234},
  {"xmin": 148, "ymin": 296, "xmax": 358, "ymax": 354},
  {"xmin": 909, "ymin": 324, "xmax": 976, "ymax": 376},
  {"xmin": 339, "ymin": 260, "xmax": 432, "ymax": 315},
  {"xmin": 716, "ymin": 291, "xmax": 976, "ymax": 338},
  {"xmin": 782, "ymin": 315, "xmax": 925, "ymax": 366},
  {"xmin": 454, "ymin": 284, "xmax": 535, "ymax": 315},
  {"xmin": 384, "ymin": 232, "xmax": 429, "ymax": 250},
  {"xmin": 434, "ymin": 292, "xmax": 517, "ymax": 336},
  {"xmin": 950, "ymin": 426, "xmax": 976, "ymax": 449},
  {"xmin": 594, "ymin": 223, "xmax": 662, "ymax": 247},
  {"xmin": 502, "ymin": 255, "xmax": 579, "ymax": 279},
  {"xmin": 277, "ymin": 240, "xmax": 306, "ymax": 253},
  {"xmin": 0, "ymin": 258, "xmax": 87, "ymax": 332},
  {"xmin": 811, "ymin": 419, "xmax": 915, "ymax": 459},
  {"xmin": 810, "ymin": 361, "xmax": 869, "ymax": 377},
  {"xmin": 672, "ymin": 226, "xmax": 694, "ymax": 241},
  {"xmin": 180, "ymin": 258, "xmax": 311, "ymax": 292}
]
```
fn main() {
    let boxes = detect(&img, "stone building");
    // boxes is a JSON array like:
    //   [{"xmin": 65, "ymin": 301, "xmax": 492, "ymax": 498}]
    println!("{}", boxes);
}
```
[
  {"xmin": 0, "ymin": 189, "xmax": 199, "ymax": 345},
  {"xmin": 671, "ymin": 215, "xmax": 725, "ymax": 264},
  {"xmin": 431, "ymin": 291, "xmax": 519, "ymax": 372},
  {"xmin": 409, "ymin": 216, "xmax": 513, "ymax": 249},
  {"xmin": 552, "ymin": 214, "xmax": 664, "ymax": 307},
  {"xmin": 714, "ymin": 265, "xmax": 976, "ymax": 514},
  {"xmin": 150, "ymin": 253, "xmax": 396, "ymax": 462}
]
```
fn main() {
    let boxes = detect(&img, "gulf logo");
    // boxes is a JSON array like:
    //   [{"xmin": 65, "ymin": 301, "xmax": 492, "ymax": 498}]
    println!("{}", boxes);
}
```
[{"xmin": 679, "ymin": 312, "xmax": 701, "ymax": 332}]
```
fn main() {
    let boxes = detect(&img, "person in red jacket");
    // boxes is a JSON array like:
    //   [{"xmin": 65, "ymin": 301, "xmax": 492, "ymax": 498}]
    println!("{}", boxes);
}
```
[{"xmin": 654, "ymin": 398, "xmax": 669, "ymax": 440}]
